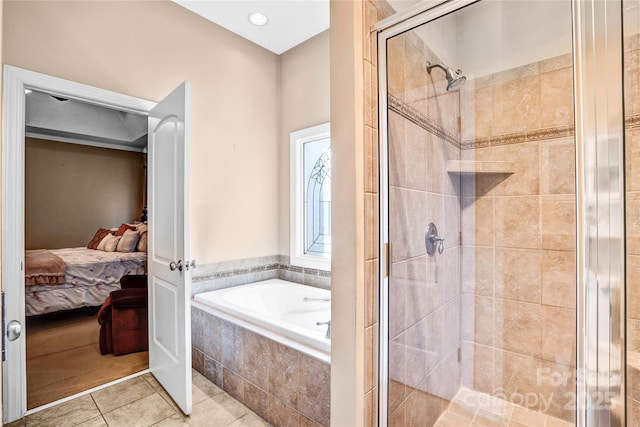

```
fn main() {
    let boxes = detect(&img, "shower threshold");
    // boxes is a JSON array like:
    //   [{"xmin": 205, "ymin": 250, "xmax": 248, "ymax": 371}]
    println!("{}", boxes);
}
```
[{"xmin": 434, "ymin": 387, "xmax": 573, "ymax": 427}]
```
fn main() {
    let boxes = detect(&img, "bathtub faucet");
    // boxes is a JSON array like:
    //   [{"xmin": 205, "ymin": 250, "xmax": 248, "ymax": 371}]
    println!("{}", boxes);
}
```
[
  {"xmin": 303, "ymin": 297, "xmax": 331, "ymax": 302},
  {"xmin": 316, "ymin": 320, "xmax": 331, "ymax": 339}
]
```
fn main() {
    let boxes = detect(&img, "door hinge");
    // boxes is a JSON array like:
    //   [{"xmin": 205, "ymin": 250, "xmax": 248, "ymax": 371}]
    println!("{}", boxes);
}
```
[
  {"xmin": 2, "ymin": 291, "xmax": 6, "ymax": 362},
  {"xmin": 457, "ymin": 347, "xmax": 461, "ymax": 363},
  {"xmin": 382, "ymin": 243, "xmax": 391, "ymax": 278}
]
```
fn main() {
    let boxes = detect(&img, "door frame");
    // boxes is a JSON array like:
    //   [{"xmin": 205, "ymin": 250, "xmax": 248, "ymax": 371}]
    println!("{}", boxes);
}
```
[{"xmin": 2, "ymin": 65, "xmax": 156, "ymax": 423}]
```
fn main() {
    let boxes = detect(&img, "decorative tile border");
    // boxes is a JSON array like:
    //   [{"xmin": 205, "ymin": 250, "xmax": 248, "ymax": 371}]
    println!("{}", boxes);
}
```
[
  {"xmin": 390, "ymin": 93, "xmax": 640, "ymax": 150},
  {"xmin": 388, "ymin": 95, "xmax": 460, "ymax": 148},
  {"xmin": 192, "ymin": 255, "xmax": 331, "ymax": 296}
]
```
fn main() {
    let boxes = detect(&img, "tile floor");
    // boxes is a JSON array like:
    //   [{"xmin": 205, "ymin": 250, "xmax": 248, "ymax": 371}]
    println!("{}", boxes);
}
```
[{"xmin": 6, "ymin": 370, "xmax": 271, "ymax": 427}]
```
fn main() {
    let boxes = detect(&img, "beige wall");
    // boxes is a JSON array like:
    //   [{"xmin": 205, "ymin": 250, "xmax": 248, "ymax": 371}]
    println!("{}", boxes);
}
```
[
  {"xmin": 25, "ymin": 138, "xmax": 144, "ymax": 250},
  {"xmin": 330, "ymin": 0, "xmax": 366, "ymax": 425},
  {"xmin": 278, "ymin": 30, "xmax": 330, "ymax": 256},
  {"xmin": 4, "ymin": 0, "xmax": 280, "ymax": 263}
]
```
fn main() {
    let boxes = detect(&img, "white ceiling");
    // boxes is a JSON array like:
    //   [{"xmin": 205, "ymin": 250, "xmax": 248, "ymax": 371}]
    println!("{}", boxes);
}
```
[{"xmin": 173, "ymin": 0, "xmax": 330, "ymax": 55}]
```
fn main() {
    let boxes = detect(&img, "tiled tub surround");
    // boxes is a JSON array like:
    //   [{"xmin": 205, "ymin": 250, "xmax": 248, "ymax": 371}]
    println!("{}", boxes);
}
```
[
  {"xmin": 194, "ymin": 279, "xmax": 331, "ymax": 354},
  {"xmin": 192, "ymin": 255, "xmax": 330, "ymax": 296},
  {"xmin": 191, "ymin": 303, "xmax": 330, "ymax": 427}
]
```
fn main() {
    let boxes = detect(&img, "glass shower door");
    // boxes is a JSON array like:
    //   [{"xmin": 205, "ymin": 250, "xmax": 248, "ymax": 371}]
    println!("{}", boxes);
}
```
[{"xmin": 382, "ymin": 1, "xmax": 578, "ymax": 425}]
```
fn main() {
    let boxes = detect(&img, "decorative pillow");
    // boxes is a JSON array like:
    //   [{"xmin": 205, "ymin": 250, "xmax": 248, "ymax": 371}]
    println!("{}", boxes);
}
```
[
  {"xmin": 97, "ymin": 234, "xmax": 120, "ymax": 252},
  {"xmin": 88, "ymin": 228, "xmax": 114, "ymax": 249},
  {"xmin": 104, "ymin": 235, "xmax": 121, "ymax": 252},
  {"xmin": 136, "ymin": 231, "xmax": 148, "ymax": 252},
  {"xmin": 136, "ymin": 223, "xmax": 148, "ymax": 235},
  {"xmin": 117, "ymin": 229, "xmax": 141, "ymax": 253},
  {"xmin": 115, "ymin": 223, "xmax": 137, "ymax": 236}
]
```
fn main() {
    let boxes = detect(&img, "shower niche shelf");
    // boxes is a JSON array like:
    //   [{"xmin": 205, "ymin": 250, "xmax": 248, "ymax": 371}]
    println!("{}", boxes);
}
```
[{"xmin": 446, "ymin": 160, "xmax": 515, "ymax": 175}]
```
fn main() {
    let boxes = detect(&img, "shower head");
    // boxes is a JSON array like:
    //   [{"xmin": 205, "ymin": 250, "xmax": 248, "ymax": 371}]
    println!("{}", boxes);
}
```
[{"xmin": 426, "ymin": 62, "xmax": 467, "ymax": 91}]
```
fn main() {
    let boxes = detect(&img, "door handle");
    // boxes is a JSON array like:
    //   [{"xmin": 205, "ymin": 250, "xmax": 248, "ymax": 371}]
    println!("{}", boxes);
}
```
[
  {"xmin": 169, "ymin": 260, "xmax": 183, "ymax": 271},
  {"xmin": 7, "ymin": 320, "xmax": 21, "ymax": 341}
]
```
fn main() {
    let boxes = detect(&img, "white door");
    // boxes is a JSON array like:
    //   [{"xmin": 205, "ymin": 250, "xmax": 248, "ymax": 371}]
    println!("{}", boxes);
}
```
[{"xmin": 147, "ymin": 82, "xmax": 192, "ymax": 415}]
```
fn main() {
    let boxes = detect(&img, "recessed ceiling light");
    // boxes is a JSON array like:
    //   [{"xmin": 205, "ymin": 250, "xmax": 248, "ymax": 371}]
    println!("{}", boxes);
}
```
[{"xmin": 248, "ymin": 12, "xmax": 268, "ymax": 26}]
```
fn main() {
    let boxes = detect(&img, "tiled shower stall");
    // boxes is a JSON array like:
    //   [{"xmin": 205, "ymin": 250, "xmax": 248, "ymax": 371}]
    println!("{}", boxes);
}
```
[{"xmin": 371, "ymin": 0, "xmax": 640, "ymax": 426}]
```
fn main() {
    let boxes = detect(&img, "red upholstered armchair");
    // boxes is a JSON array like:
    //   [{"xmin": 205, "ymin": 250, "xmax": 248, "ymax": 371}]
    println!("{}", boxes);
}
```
[{"xmin": 98, "ymin": 274, "xmax": 148, "ymax": 356}]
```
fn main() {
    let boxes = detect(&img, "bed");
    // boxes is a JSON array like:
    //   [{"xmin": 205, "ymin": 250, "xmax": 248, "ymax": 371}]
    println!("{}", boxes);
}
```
[{"xmin": 25, "ymin": 247, "xmax": 147, "ymax": 316}]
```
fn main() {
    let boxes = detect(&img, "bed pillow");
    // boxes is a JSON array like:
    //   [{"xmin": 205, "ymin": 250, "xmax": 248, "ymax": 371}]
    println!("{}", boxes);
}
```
[
  {"xmin": 97, "ymin": 234, "xmax": 120, "ymax": 252},
  {"xmin": 115, "ymin": 223, "xmax": 137, "ymax": 236},
  {"xmin": 88, "ymin": 228, "xmax": 114, "ymax": 249},
  {"xmin": 136, "ymin": 223, "xmax": 148, "ymax": 235},
  {"xmin": 117, "ymin": 229, "xmax": 140, "ymax": 253},
  {"xmin": 136, "ymin": 231, "xmax": 148, "ymax": 252}
]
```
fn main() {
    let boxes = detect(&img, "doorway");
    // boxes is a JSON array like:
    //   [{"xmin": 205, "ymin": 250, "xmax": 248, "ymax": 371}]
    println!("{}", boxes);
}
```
[
  {"xmin": 23, "ymin": 92, "xmax": 150, "ymax": 409},
  {"xmin": 2, "ymin": 66, "xmax": 193, "ymax": 423}
]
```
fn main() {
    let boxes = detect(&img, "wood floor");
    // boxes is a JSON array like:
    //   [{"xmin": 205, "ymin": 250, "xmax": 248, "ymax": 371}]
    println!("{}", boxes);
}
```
[{"xmin": 26, "ymin": 308, "xmax": 149, "ymax": 410}]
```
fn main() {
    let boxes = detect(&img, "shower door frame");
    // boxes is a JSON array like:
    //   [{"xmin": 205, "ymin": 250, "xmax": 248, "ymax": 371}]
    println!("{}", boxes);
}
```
[{"xmin": 375, "ymin": 1, "xmax": 626, "ymax": 426}]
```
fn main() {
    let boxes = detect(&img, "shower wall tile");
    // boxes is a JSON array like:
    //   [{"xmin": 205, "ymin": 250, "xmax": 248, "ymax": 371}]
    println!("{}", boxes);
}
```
[
  {"xmin": 461, "ymin": 294, "xmax": 494, "ymax": 347},
  {"xmin": 493, "ymin": 299, "xmax": 542, "ymax": 358},
  {"xmin": 541, "ymin": 250, "xmax": 576, "ymax": 310},
  {"xmin": 626, "ymin": 128, "xmax": 640, "ymax": 192},
  {"xmin": 624, "ymin": 48, "xmax": 640, "ymax": 116},
  {"xmin": 492, "ymin": 75, "xmax": 541, "ymax": 135},
  {"xmin": 492, "ymin": 62, "xmax": 539, "ymax": 85},
  {"xmin": 388, "ymin": 114, "xmax": 407, "ymax": 189},
  {"xmin": 624, "ymin": 33, "xmax": 640, "ymax": 53},
  {"xmin": 461, "ymin": 196, "xmax": 495, "ymax": 247},
  {"xmin": 541, "ymin": 195, "xmax": 576, "ymax": 251},
  {"xmin": 365, "ymin": 125, "xmax": 378, "ymax": 194},
  {"xmin": 473, "ymin": 344, "xmax": 494, "ymax": 395},
  {"xmin": 540, "ymin": 306, "xmax": 576, "ymax": 366},
  {"xmin": 427, "ymin": 91, "xmax": 461, "ymax": 140},
  {"xmin": 494, "ymin": 248, "xmax": 542, "ymax": 303},
  {"xmin": 404, "ymin": 41, "xmax": 429, "ymax": 106},
  {"xmin": 494, "ymin": 196, "xmax": 541, "ymax": 249},
  {"xmin": 426, "ymin": 134, "xmax": 448, "ymax": 194},
  {"xmin": 443, "ymin": 195, "xmax": 461, "ymax": 245},
  {"xmin": 540, "ymin": 138, "xmax": 576, "ymax": 195},
  {"xmin": 387, "ymin": 35, "xmax": 406, "ymax": 102},
  {"xmin": 539, "ymin": 53, "xmax": 573, "ymax": 74},
  {"xmin": 442, "ymin": 247, "xmax": 461, "ymax": 303},
  {"xmin": 492, "ymin": 142, "xmax": 540, "ymax": 196},
  {"xmin": 365, "ymin": 259, "xmax": 378, "ymax": 327},
  {"xmin": 405, "ymin": 121, "xmax": 428, "ymax": 191},
  {"xmin": 539, "ymin": 67, "xmax": 574, "ymax": 128},
  {"xmin": 461, "ymin": 246, "xmax": 494, "ymax": 297},
  {"xmin": 628, "ymin": 255, "xmax": 640, "ymax": 319},
  {"xmin": 365, "ymin": 324, "xmax": 378, "ymax": 393},
  {"xmin": 365, "ymin": 193, "xmax": 379, "ymax": 261},
  {"xmin": 461, "ymin": 86, "xmax": 493, "ymax": 141},
  {"xmin": 627, "ymin": 193, "xmax": 640, "ymax": 256}
]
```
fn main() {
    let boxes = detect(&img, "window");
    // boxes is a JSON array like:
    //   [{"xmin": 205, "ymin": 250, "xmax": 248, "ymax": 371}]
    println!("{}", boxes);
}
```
[{"xmin": 290, "ymin": 123, "xmax": 331, "ymax": 270}]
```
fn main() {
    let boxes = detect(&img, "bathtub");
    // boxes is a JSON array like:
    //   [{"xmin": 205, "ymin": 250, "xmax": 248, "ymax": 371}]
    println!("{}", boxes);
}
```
[{"xmin": 193, "ymin": 279, "xmax": 331, "ymax": 355}]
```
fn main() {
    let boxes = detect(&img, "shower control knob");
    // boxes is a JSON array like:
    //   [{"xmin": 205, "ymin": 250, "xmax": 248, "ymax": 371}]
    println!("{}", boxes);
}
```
[{"xmin": 425, "ymin": 223, "xmax": 445, "ymax": 257}]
